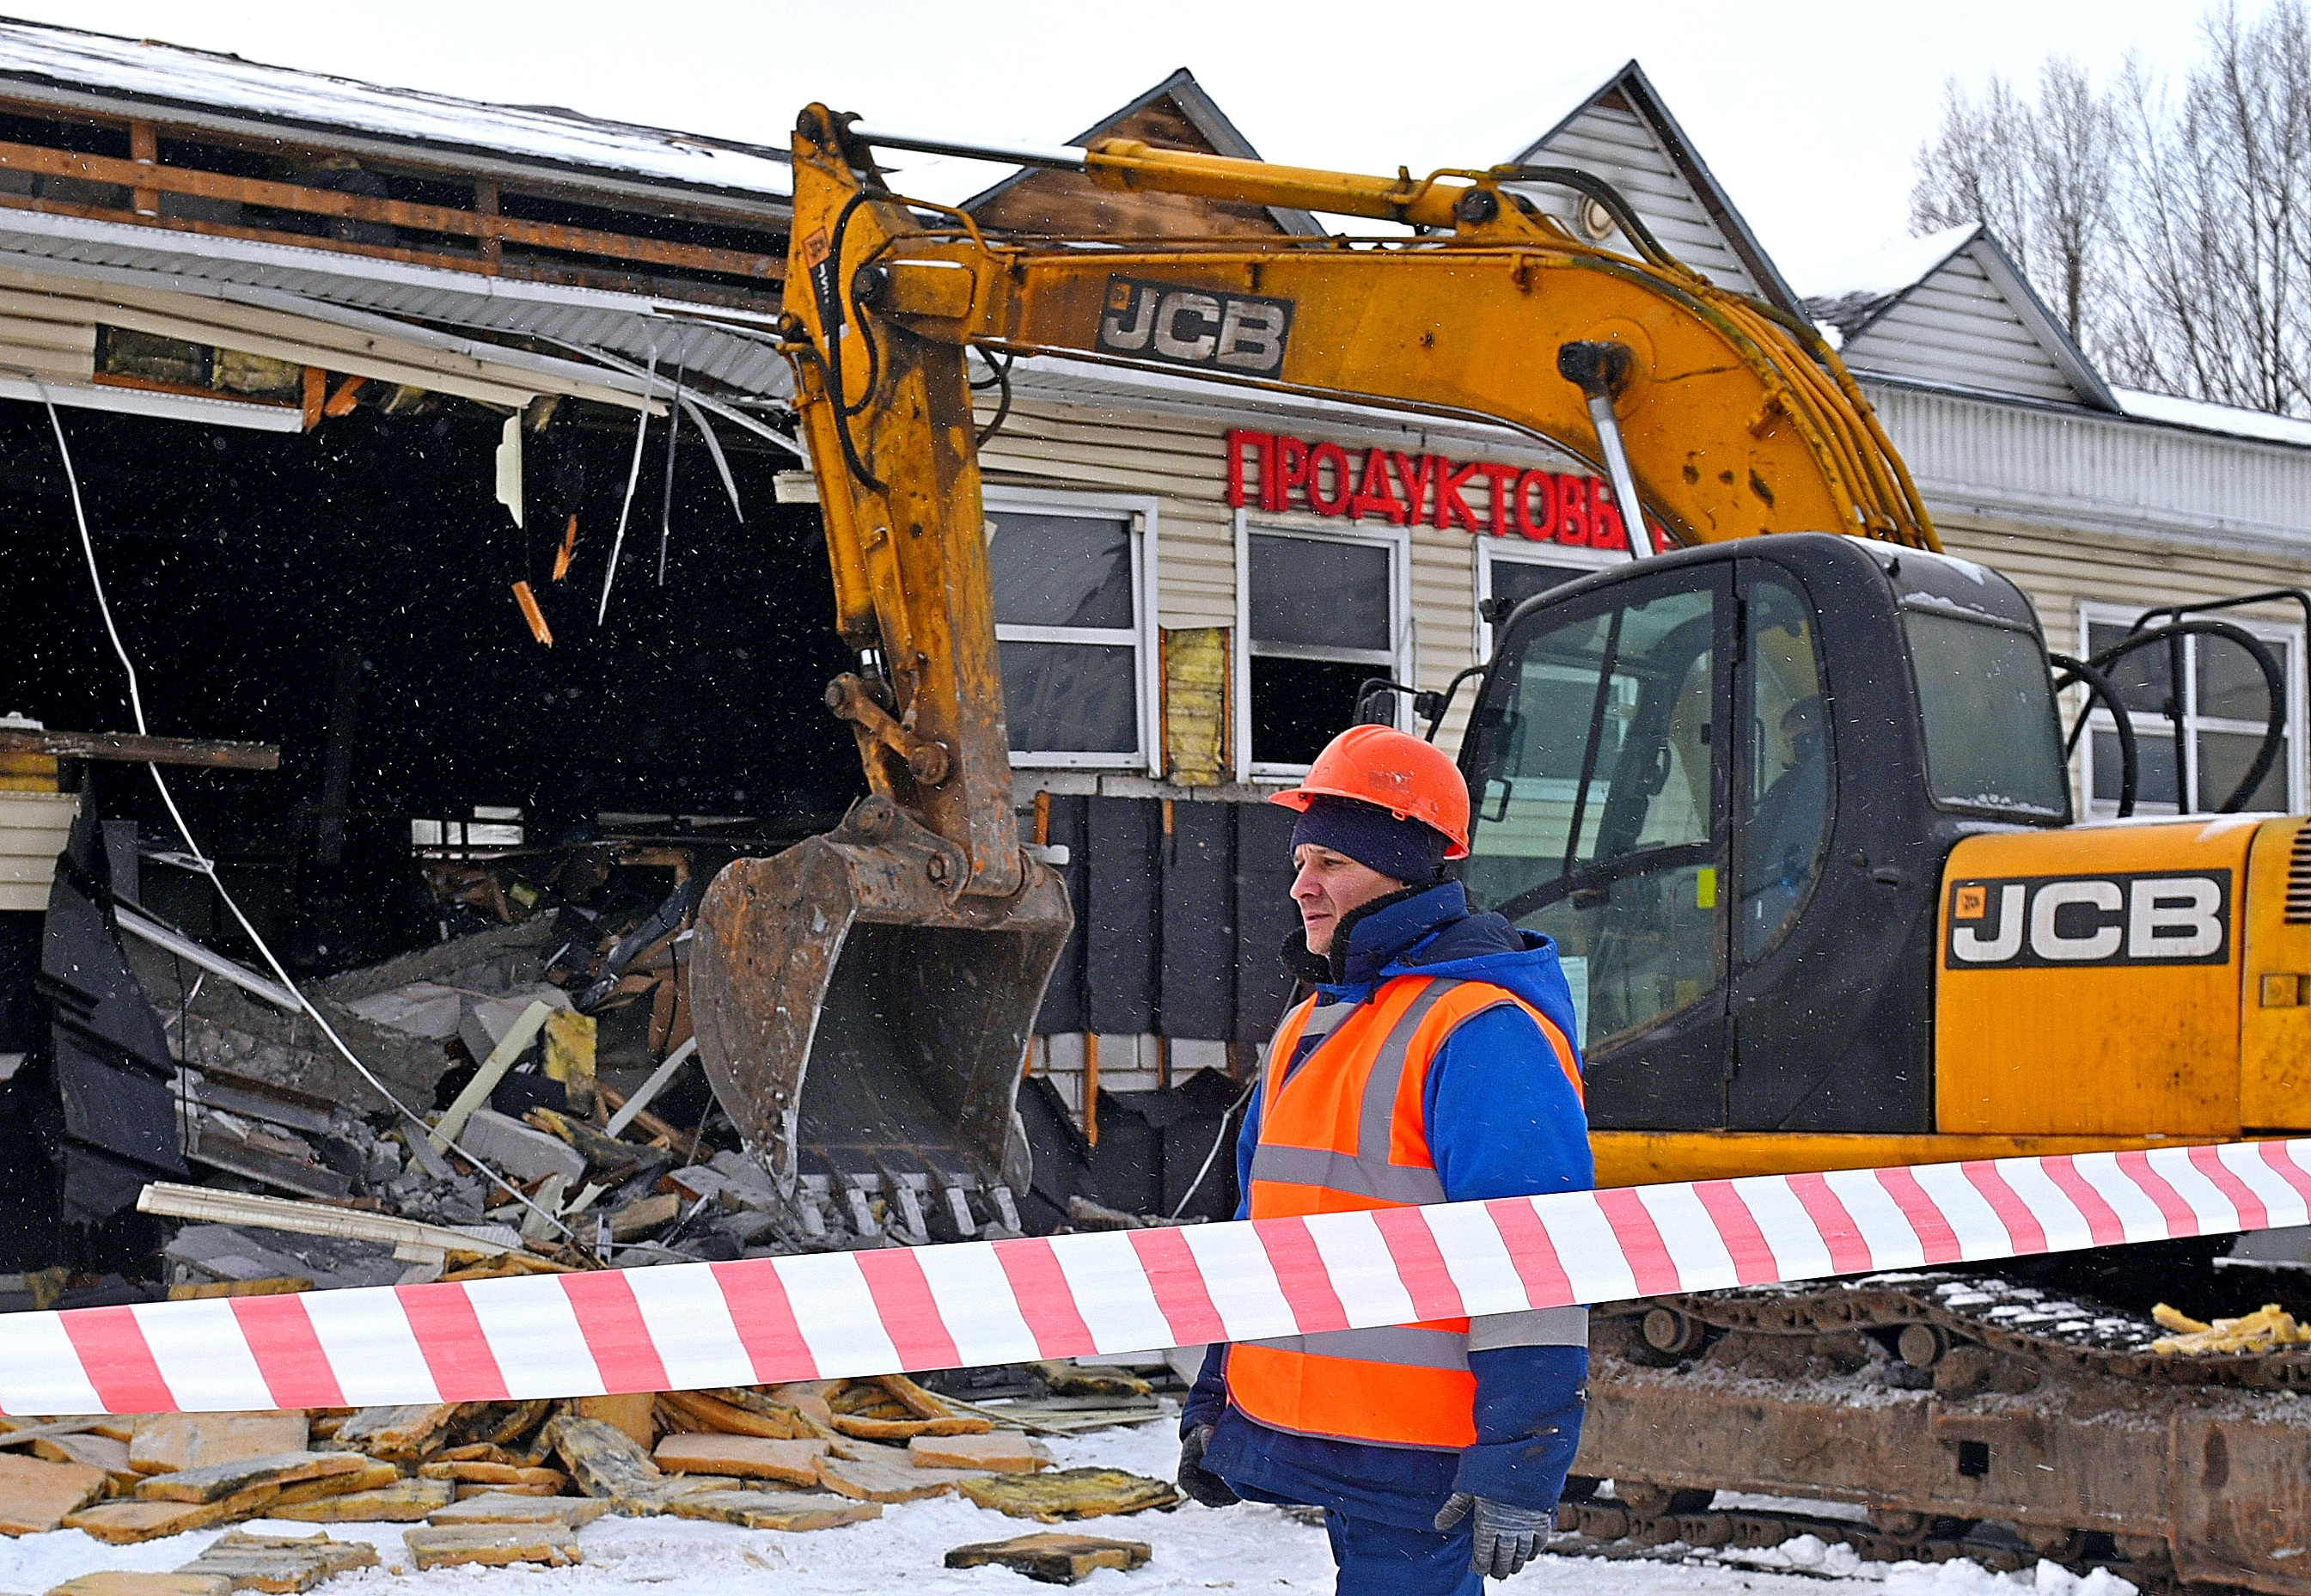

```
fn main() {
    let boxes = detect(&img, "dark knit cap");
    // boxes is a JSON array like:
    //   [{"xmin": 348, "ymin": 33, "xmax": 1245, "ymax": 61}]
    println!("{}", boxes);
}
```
[{"xmin": 1289, "ymin": 794, "xmax": 1449, "ymax": 884}]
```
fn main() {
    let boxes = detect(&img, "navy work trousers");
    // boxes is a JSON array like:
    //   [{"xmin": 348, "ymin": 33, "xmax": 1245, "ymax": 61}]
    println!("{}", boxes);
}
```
[{"xmin": 1324, "ymin": 1507, "xmax": 1483, "ymax": 1596}]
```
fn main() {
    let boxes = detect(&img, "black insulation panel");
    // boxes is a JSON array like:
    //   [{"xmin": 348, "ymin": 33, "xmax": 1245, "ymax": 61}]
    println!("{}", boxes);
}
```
[{"xmin": 1085, "ymin": 798, "xmax": 1162, "ymax": 1036}]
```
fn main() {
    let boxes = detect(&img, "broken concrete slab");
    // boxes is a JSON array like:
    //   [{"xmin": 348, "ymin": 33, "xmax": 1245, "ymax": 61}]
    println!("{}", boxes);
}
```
[
  {"xmin": 943, "ymin": 1532, "xmax": 1153, "ymax": 1585},
  {"xmin": 767, "ymin": 1384, "xmax": 836, "ymax": 1429},
  {"xmin": 328, "ymin": 1405, "xmax": 458, "ymax": 1462},
  {"xmin": 174, "ymin": 1531, "xmax": 380, "ymax": 1593},
  {"xmin": 957, "ymin": 1468, "xmax": 1183, "ymax": 1523},
  {"xmin": 570, "ymin": 1395, "xmax": 654, "ymax": 1451},
  {"xmin": 136, "ymin": 1451, "xmax": 366, "ymax": 1503},
  {"xmin": 63, "ymin": 1485, "xmax": 278, "ymax": 1544},
  {"xmin": 453, "ymin": 1483, "xmax": 557, "ymax": 1500},
  {"xmin": 130, "ymin": 1413, "xmax": 308, "ymax": 1477},
  {"xmin": 46, "ymin": 1575, "xmax": 230, "ymax": 1596},
  {"xmin": 267, "ymin": 1480, "xmax": 452, "ymax": 1523},
  {"xmin": 0, "ymin": 1452, "xmax": 108, "ymax": 1534},
  {"xmin": 541, "ymin": 1415, "xmax": 659, "ymax": 1500},
  {"xmin": 663, "ymin": 1491, "xmax": 879, "ymax": 1532},
  {"xmin": 402, "ymin": 1526, "xmax": 579, "ymax": 1570},
  {"xmin": 652, "ymin": 1434, "xmax": 827, "ymax": 1485},
  {"xmin": 908, "ymin": 1433, "xmax": 1053, "ymax": 1474},
  {"xmin": 31, "ymin": 1430, "xmax": 134, "ymax": 1485},
  {"xmin": 813, "ymin": 1450, "xmax": 984, "ymax": 1504},
  {"xmin": 458, "ymin": 1110, "xmax": 585, "ymax": 1186},
  {"xmin": 425, "ymin": 1495, "xmax": 612, "ymax": 1529}
]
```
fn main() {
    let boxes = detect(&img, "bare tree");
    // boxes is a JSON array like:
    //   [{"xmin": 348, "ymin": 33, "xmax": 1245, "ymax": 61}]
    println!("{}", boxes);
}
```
[
  {"xmin": 1912, "ymin": 62, "xmax": 2115, "ymax": 347},
  {"xmin": 1911, "ymin": 1, "xmax": 2311, "ymax": 417}
]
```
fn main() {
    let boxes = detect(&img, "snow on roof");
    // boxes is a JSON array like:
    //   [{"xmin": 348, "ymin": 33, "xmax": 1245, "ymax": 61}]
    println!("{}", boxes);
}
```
[
  {"xmin": 0, "ymin": 17, "xmax": 793, "ymax": 201},
  {"xmin": 2116, "ymin": 387, "xmax": 2311, "ymax": 449},
  {"xmin": 1794, "ymin": 223, "xmax": 1978, "ymax": 305}
]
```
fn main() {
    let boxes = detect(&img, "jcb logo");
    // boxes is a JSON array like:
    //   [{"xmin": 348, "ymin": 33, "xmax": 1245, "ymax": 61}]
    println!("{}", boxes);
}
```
[
  {"xmin": 1096, "ymin": 276, "xmax": 1292, "ymax": 374},
  {"xmin": 1945, "ymin": 871, "xmax": 2232, "ymax": 969}
]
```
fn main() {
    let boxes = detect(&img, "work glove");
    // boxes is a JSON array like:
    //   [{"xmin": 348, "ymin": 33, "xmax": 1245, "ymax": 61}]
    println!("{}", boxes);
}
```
[
  {"xmin": 1177, "ymin": 1424, "xmax": 1240, "ymax": 1508},
  {"xmin": 1434, "ymin": 1492, "xmax": 1551, "ymax": 1578}
]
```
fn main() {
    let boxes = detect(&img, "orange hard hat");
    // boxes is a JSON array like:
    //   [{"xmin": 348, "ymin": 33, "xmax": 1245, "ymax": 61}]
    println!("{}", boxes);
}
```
[{"xmin": 1269, "ymin": 724, "xmax": 1471, "ymax": 859}]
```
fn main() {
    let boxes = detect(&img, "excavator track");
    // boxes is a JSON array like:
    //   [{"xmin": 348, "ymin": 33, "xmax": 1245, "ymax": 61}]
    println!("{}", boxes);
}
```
[{"xmin": 1568, "ymin": 1272, "xmax": 2311, "ymax": 1593}]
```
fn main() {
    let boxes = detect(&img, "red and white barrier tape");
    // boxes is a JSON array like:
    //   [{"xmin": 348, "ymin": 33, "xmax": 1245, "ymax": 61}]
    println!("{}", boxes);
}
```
[{"xmin": 12, "ymin": 1138, "xmax": 2309, "ymax": 1416}]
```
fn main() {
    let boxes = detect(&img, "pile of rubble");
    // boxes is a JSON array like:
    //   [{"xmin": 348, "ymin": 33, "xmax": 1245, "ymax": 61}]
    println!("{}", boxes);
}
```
[{"xmin": 0, "ymin": 1371, "xmax": 1179, "ymax": 1569}]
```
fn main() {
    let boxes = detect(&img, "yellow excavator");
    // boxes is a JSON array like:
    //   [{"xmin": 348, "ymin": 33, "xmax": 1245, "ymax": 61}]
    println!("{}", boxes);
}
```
[{"xmin": 690, "ymin": 107, "xmax": 2311, "ymax": 1588}]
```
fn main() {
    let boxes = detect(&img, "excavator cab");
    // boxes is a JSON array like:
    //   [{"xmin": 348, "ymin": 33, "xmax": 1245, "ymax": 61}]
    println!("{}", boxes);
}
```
[{"xmin": 1461, "ymin": 532, "xmax": 2071, "ymax": 1134}]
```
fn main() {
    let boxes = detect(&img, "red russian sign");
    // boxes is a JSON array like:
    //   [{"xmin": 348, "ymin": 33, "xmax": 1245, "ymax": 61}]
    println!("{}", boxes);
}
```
[{"xmin": 1224, "ymin": 428, "xmax": 1637, "ymax": 551}]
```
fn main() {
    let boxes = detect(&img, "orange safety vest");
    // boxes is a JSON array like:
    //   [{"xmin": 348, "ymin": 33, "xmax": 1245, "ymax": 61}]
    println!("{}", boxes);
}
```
[{"xmin": 1226, "ymin": 974, "xmax": 1586, "ymax": 1452}]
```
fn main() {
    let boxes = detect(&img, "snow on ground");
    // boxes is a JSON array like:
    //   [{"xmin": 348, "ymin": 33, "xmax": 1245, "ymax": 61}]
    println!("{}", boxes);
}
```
[{"xmin": 0, "ymin": 1421, "xmax": 2135, "ymax": 1596}]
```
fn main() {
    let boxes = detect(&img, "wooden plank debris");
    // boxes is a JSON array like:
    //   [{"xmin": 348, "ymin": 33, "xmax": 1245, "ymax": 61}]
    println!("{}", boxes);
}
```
[
  {"xmin": 0, "ymin": 729, "xmax": 278, "ymax": 770},
  {"xmin": 425, "ymin": 1495, "xmax": 614, "ymax": 1528},
  {"xmin": 944, "ymin": 1532, "xmax": 1154, "ymax": 1586},
  {"xmin": 814, "ymin": 1448, "xmax": 986, "ymax": 1504},
  {"xmin": 908, "ymin": 1433, "xmax": 1053, "ymax": 1473},
  {"xmin": 663, "ymin": 1491, "xmax": 880, "ymax": 1532},
  {"xmin": 0, "ymin": 1452, "xmax": 108, "ymax": 1534},
  {"xmin": 64, "ymin": 1484, "xmax": 281, "ymax": 1544},
  {"xmin": 173, "ymin": 1531, "xmax": 381, "ymax": 1593},
  {"xmin": 401, "ymin": 1526, "xmax": 581, "ymax": 1570},
  {"xmin": 130, "ymin": 1413, "xmax": 309, "ymax": 1477},
  {"xmin": 46, "ymin": 1575, "xmax": 230, "ymax": 1596},
  {"xmin": 268, "ymin": 1480, "xmax": 452, "ymax": 1523},
  {"xmin": 137, "ymin": 1452, "xmax": 365, "ymax": 1504},
  {"xmin": 957, "ymin": 1468, "xmax": 1183, "ymax": 1523},
  {"xmin": 651, "ymin": 1434, "xmax": 827, "ymax": 1485}
]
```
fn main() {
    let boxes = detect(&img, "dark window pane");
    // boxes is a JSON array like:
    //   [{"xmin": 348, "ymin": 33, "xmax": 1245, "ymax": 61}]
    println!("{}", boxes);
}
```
[
  {"xmin": 1250, "ymin": 656, "xmax": 1375, "ymax": 766},
  {"xmin": 2197, "ymin": 633, "xmax": 2282, "ymax": 724},
  {"xmin": 1249, "ymin": 535, "xmax": 1390, "ymax": 651},
  {"xmin": 989, "ymin": 512, "xmax": 1133, "ymax": 629},
  {"xmin": 2088, "ymin": 620, "xmax": 2173, "ymax": 716},
  {"xmin": 1739, "ymin": 574, "xmax": 1828, "ymax": 962},
  {"xmin": 1000, "ymin": 641, "xmax": 1137, "ymax": 754},
  {"xmin": 1489, "ymin": 559, "xmax": 1589, "ymax": 617},
  {"xmin": 2198, "ymin": 730, "xmax": 2288, "ymax": 811},
  {"xmin": 1904, "ymin": 614, "xmax": 2068, "ymax": 818},
  {"xmin": 2091, "ymin": 728, "xmax": 2178, "ymax": 806}
]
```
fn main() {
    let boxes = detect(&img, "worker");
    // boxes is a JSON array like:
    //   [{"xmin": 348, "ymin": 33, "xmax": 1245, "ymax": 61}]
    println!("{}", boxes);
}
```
[{"xmin": 1176, "ymin": 724, "xmax": 1593, "ymax": 1595}]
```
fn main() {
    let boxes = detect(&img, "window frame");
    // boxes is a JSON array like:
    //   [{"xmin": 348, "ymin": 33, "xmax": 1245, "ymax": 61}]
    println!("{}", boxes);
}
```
[
  {"xmin": 1233, "ymin": 509, "xmax": 1411, "ymax": 780},
  {"xmin": 986, "ymin": 486, "xmax": 1161, "ymax": 775},
  {"xmin": 2074, "ymin": 600, "xmax": 2303, "ymax": 817},
  {"xmin": 1474, "ymin": 538, "xmax": 1626, "ymax": 657}
]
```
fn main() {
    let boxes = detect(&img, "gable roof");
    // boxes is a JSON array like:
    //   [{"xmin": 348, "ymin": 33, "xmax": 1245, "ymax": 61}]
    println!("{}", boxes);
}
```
[
  {"xmin": 1801, "ymin": 223, "xmax": 2118, "ymax": 413},
  {"xmin": 1509, "ymin": 61, "xmax": 1802, "ymax": 315},
  {"xmin": 961, "ymin": 68, "xmax": 1323, "ymax": 237}
]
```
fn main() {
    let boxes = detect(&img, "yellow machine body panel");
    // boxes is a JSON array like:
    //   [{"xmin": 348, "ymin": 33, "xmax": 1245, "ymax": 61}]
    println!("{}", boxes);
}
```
[
  {"xmin": 1935, "ymin": 817, "xmax": 2276, "ymax": 1138},
  {"xmin": 2240, "ymin": 816, "xmax": 2311, "ymax": 1130}
]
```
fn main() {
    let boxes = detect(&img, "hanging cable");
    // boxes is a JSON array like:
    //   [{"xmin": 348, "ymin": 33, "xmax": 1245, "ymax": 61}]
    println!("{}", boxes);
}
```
[{"xmin": 41, "ymin": 397, "xmax": 582, "ymax": 1249}]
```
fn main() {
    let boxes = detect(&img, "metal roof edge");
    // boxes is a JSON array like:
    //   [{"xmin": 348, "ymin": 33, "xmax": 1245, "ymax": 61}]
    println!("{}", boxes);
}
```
[
  {"xmin": 1958, "ymin": 229, "xmax": 2119, "ymax": 413},
  {"xmin": 1822, "ymin": 223, "xmax": 1983, "ymax": 347}
]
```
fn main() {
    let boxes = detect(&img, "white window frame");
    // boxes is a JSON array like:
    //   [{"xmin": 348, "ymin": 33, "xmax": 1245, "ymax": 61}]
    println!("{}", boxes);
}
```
[
  {"xmin": 2074, "ymin": 600, "xmax": 2304, "ymax": 817},
  {"xmin": 1233, "ymin": 509, "xmax": 1411, "ymax": 780},
  {"xmin": 987, "ymin": 486, "xmax": 1161, "ymax": 775},
  {"xmin": 1474, "ymin": 539, "xmax": 1623, "ymax": 657}
]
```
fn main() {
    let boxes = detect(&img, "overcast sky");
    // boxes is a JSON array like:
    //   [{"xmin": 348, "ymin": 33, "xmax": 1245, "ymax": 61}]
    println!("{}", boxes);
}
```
[{"xmin": 0, "ymin": 0, "xmax": 2248, "ymax": 284}]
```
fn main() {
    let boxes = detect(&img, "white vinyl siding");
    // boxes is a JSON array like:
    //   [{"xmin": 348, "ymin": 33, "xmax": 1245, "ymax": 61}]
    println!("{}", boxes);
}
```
[
  {"xmin": 1841, "ymin": 246, "xmax": 2082, "ymax": 406},
  {"xmin": 1513, "ymin": 98, "xmax": 1764, "ymax": 298}
]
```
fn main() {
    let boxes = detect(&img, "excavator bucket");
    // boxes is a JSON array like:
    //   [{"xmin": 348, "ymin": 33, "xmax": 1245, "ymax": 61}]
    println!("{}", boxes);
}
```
[{"xmin": 688, "ymin": 796, "xmax": 1071, "ymax": 1244}]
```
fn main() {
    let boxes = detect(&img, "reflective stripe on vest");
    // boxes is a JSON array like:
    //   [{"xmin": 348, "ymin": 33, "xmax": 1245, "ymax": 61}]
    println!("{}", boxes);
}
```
[{"xmin": 1227, "ymin": 973, "xmax": 1586, "ymax": 1452}]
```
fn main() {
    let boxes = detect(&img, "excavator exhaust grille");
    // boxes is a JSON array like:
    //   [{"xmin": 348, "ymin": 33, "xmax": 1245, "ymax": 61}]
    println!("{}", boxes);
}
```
[{"xmin": 2288, "ymin": 822, "xmax": 2311, "ymax": 924}]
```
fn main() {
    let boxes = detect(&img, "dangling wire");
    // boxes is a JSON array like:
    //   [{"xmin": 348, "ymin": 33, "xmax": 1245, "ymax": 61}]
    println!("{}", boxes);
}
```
[{"xmin": 41, "ymin": 395, "xmax": 583, "ymax": 1250}]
